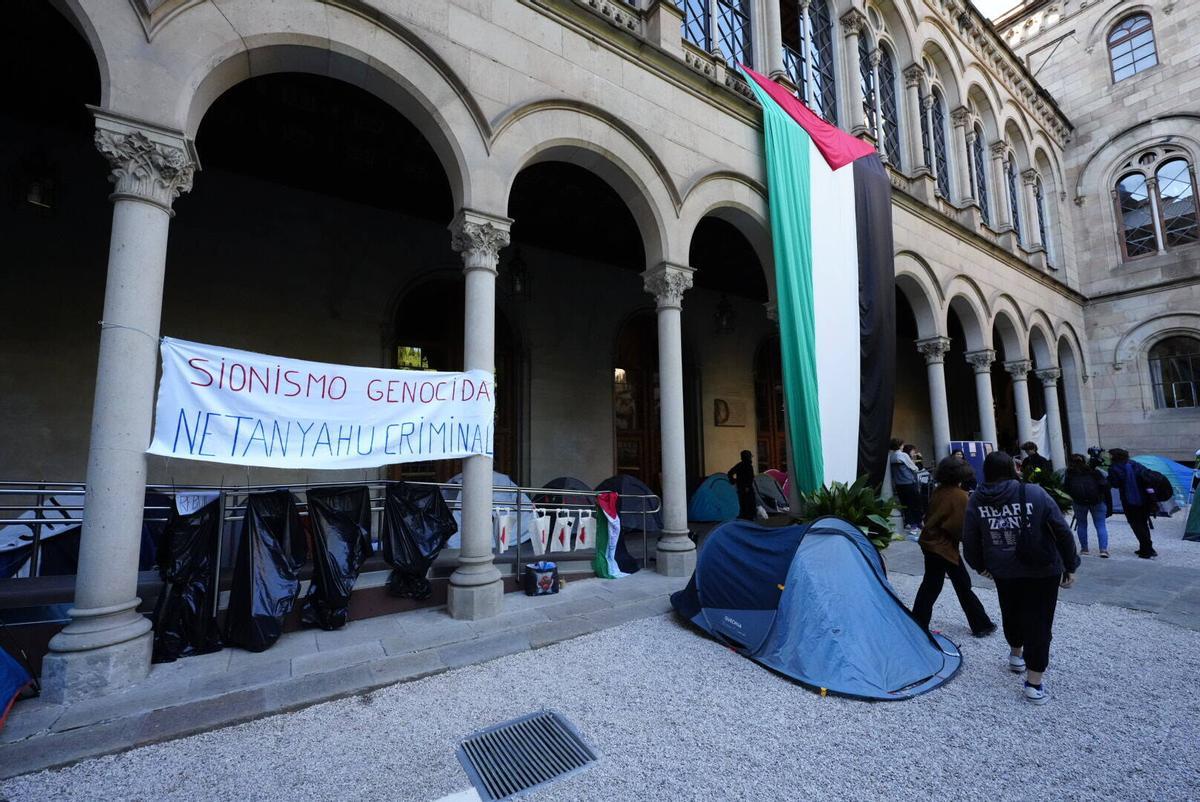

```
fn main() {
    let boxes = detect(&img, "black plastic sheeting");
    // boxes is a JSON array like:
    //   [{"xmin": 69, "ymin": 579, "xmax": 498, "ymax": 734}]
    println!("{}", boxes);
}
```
[
  {"xmin": 300, "ymin": 486, "xmax": 374, "ymax": 630},
  {"xmin": 224, "ymin": 490, "xmax": 308, "ymax": 652},
  {"xmin": 381, "ymin": 481, "xmax": 456, "ymax": 600},
  {"xmin": 151, "ymin": 497, "xmax": 223, "ymax": 663}
]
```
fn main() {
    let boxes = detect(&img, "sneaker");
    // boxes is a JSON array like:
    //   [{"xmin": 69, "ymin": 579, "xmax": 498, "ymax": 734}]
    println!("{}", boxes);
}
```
[
  {"xmin": 1099, "ymin": 550, "xmax": 1109, "ymax": 558},
  {"xmin": 1023, "ymin": 682, "xmax": 1048, "ymax": 705},
  {"xmin": 972, "ymin": 623, "xmax": 997, "ymax": 638},
  {"xmin": 1079, "ymin": 549, "xmax": 1091, "ymax": 555},
  {"xmin": 1008, "ymin": 653, "xmax": 1026, "ymax": 673}
]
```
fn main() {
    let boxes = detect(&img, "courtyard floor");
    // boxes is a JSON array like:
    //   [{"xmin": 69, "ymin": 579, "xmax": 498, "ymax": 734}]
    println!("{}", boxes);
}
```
[{"xmin": 4, "ymin": 515, "xmax": 1199, "ymax": 801}]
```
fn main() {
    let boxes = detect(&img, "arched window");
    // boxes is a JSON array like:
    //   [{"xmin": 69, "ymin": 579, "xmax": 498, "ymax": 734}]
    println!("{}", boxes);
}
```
[
  {"xmin": 1113, "ymin": 151, "xmax": 1199, "ymax": 260},
  {"xmin": 780, "ymin": 0, "xmax": 838, "ymax": 124},
  {"xmin": 859, "ymin": 36, "xmax": 876, "ymax": 134},
  {"xmin": 877, "ymin": 44, "xmax": 901, "ymax": 167},
  {"xmin": 1034, "ymin": 176, "xmax": 1052, "ymax": 265},
  {"xmin": 1006, "ymin": 155, "xmax": 1023, "ymax": 243},
  {"xmin": 1156, "ymin": 158, "xmax": 1199, "ymax": 248},
  {"xmin": 681, "ymin": 0, "xmax": 753, "ymax": 66},
  {"xmin": 1108, "ymin": 14, "xmax": 1157, "ymax": 82},
  {"xmin": 929, "ymin": 88, "xmax": 951, "ymax": 197},
  {"xmin": 1116, "ymin": 172, "xmax": 1158, "ymax": 258},
  {"xmin": 1149, "ymin": 335, "xmax": 1200, "ymax": 409},
  {"xmin": 971, "ymin": 124, "xmax": 990, "ymax": 225}
]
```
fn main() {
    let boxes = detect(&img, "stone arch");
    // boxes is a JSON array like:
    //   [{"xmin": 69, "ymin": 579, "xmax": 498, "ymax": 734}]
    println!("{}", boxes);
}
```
[
  {"xmin": 1003, "ymin": 117, "xmax": 1032, "ymax": 170},
  {"xmin": 492, "ymin": 101, "xmax": 680, "ymax": 268},
  {"xmin": 1085, "ymin": 2, "xmax": 1157, "ymax": 52},
  {"xmin": 945, "ymin": 291, "xmax": 988, "ymax": 351},
  {"xmin": 871, "ymin": 0, "xmax": 917, "ymax": 66},
  {"xmin": 47, "ymin": 0, "xmax": 110, "ymax": 103},
  {"xmin": 170, "ymin": 16, "xmax": 490, "ymax": 212},
  {"xmin": 1072, "ymin": 115, "xmax": 1200, "ymax": 202},
  {"xmin": 1113, "ymin": 312, "xmax": 1200, "ymax": 366},
  {"xmin": 680, "ymin": 172, "xmax": 774, "ymax": 301},
  {"xmin": 1027, "ymin": 316, "xmax": 1056, "ymax": 368},
  {"xmin": 918, "ymin": 18, "xmax": 966, "ymax": 76},
  {"xmin": 1057, "ymin": 330, "xmax": 1089, "ymax": 452},
  {"xmin": 990, "ymin": 295, "xmax": 1027, "ymax": 358},
  {"xmin": 894, "ymin": 252, "xmax": 942, "ymax": 338},
  {"xmin": 919, "ymin": 39, "xmax": 962, "ymax": 108},
  {"xmin": 965, "ymin": 81, "xmax": 1000, "ymax": 141}
]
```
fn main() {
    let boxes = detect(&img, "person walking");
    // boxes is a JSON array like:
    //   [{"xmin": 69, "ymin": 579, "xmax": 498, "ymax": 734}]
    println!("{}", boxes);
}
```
[
  {"xmin": 963, "ymin": 451, "xmax": 1079, "ymax": 705},
  {"xmin": 1064, "ymin": 453, "xmax": 1110, "ymax": 558},
  {"xmin": 1020, "ymin": 441, "xmax": 1052, "ymax": 477},
  {"xmin": 727, "ymin": 450, "xmax": 757, "ymax": 521},
  {"xmin": 911, "ymin": 457, "xmax": 996, "ymax": 636},
  {"xmin": 1108, "ymin": 448, "xmax": 1158, "ymax": 558},
  {"xmin": 890, "ymin": 438, "xmax": 922, "ymax": 534}
]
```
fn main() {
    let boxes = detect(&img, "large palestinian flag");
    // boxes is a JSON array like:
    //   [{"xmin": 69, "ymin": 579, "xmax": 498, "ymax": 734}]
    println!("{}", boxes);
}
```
[{"xmin": 740, "ymin": 66, "xmax": 895, "ymax": 492}]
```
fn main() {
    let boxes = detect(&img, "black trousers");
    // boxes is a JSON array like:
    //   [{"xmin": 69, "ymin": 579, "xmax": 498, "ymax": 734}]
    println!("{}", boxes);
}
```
[
  {"xmin": 895, "ymin": 483, "xmax": 922, "ymax": 527},
  {"xmin": 993, "ymin": 575, "xmax": 1060, "ymax": 673},
  {"xmin": 1125, "ymin": 505, "xmax": 1156, "ymax": 555},
  {"xmin": 737, "ymin": 488, "xmax": 756, "ymax": 520},
  {"xmin": 912, "ymin": 551, "xmax": 994, "ymax": 634}
]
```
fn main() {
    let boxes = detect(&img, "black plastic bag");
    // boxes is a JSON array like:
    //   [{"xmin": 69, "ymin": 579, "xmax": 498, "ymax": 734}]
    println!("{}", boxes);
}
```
[
  {"xmin": 381, "ymin": 481, "xmax": 456, "ymax": 599},
  {"xmin": 300, "ymin": 486, "xmax": 373, "ymax": 630},
  {"xmin": 151, "ymin": 495, "xmax": 223, "ymax": 663},
  {"xmin": 224, "ymin": 490, "xmax": 307, "ymax": 652}
]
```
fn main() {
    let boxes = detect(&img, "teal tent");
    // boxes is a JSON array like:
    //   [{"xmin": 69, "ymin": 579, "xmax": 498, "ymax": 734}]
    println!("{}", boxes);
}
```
[{"xmin": 688, "ymin": 474, "xmax": 740, "ymax": 522}]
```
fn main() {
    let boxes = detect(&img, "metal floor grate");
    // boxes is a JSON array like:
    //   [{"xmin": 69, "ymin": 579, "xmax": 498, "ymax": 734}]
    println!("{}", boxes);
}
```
[{"xmin": 456, "ymin": 710, "xmax": 598, "ymax": 800}]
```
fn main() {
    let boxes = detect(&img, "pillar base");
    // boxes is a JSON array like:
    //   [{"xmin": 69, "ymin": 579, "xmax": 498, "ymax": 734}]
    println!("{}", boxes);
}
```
[
  {"xmin": 447, "ymin": 571, "xmax": 503, "ymax": 621},
  {"xmin": 40, "ymin": 630, "xmax": 152, "ymax": 705},
  {"xmin": 655, "ymin": 533, "xmax": 697, "ymax": 577}
]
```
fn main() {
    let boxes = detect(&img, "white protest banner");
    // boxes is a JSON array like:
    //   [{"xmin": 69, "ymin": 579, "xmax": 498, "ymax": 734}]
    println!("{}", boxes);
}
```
[{"xmin": 147, "ymin": 338, "xmax": 495, "ymax": 470}]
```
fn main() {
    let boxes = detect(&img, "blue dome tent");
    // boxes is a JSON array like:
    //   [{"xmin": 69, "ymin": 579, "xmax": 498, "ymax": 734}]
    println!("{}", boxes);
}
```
[
  {"xmin": 672, "ymin": 517, "xmax": 961, "ymax": 700},
  {"xmin": 688, "ymin": 474, "xmax": 740, "ymax": 522}
]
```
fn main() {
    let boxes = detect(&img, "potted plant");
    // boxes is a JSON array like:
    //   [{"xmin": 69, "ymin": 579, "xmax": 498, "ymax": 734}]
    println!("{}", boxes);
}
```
[
  {"xmin": 794, "ymin": 475, "xmax": 901, "ymax": 552},
  {"xmin": 1022, "ymin": 466, "xmax": 1073, "ymax": 513}
]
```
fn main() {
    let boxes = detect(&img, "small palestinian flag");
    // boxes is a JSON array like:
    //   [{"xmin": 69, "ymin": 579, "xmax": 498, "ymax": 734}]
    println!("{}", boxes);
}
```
[
  {"xmin": 739, "ymin": 65, "xmax": 896, "ymax": 492},
  {"xmin": 592, "ymin": 492, "xmax": 628, "ymax": 579}
]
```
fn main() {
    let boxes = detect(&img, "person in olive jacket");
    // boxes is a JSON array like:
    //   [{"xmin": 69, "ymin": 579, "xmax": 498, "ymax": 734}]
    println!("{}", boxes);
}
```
[
  {"xmin": 1064, "ymin": 453, "xmax": 1110, "ymax": 557},
  {"xmin": 912, "ymin": 456, "xmax": 995, "ymax": 637},
  {"xmin": 963, "ymin": 451, "xmax": 1079, "ymax": 706}
]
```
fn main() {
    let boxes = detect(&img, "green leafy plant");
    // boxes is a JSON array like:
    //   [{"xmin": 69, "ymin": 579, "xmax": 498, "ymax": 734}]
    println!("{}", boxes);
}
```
[
  {"xmin": 1023, "ymin": 466, "xmax": 1073, "ymax": 512},
  {"xmin": 794, "ymin": 475, "xmax": 901, "ymax": 551}
]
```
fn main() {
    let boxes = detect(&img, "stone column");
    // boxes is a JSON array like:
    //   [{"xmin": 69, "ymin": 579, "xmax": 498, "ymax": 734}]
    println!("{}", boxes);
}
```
[
  {"xmin": 902, "ymin": 65, "xmax": 926, "ymax": 172},
  {"xmin": 643, "ymin": 263, "xmax": 696, "ymax": 577},
  {"xmin": 762, "ymin": 0, "xmax": 785, "ymax": 78},
  {"xmin": 1021, "ymin": 168, "xmax": 1044, "ymax": 249},
  {"xmin": 1145, "ymin": 176, "xmax": 1167, "ymax": 254},
  {"xmin": 990, "ymin": 141, "xmax": 1012, "ymax": 231},
  {"xmin": 448, "ymin": 209, "xmax": 511, "ymax": 620},
  {"xmin": 1005, "ymin": 359, "xmax": 1034, "ymax": 449},
  {"xmin": 950, "ymin": 106, "xmax": 974, "ymax": 204},
  {"xmin": 840, "ymin": 9, "xmax": 868, "ymax": 135},
  {"xmin": 42, "ymin": 113, "xmax": 196, "ymax": 704},
  {"xmin": 964, "ymin": 349, "xmax": 999, "ymax": 448},
  {"xmin": 916, "ymin": 336, "xmax": 953, "ymax": 462},
  {"xmin": 1035, "ymin": 367, "xmax": 1066, "ymax": 469}
]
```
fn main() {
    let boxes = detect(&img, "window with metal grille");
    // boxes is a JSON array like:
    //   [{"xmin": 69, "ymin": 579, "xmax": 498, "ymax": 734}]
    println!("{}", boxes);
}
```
[
  {"xmin": 780, "ymin": 1, "xmax": 807, "ymax": 100},
  {"xmin": 1149, "ymin": 336, "xmax": 1200, "ymax": 409},
  {"xmin": 1108, "ymin": 14, "xmax": 1157, "ymax": 82},
  {"xmin": 878, "ymin": 44, "xmax": 901, "ymax": 167},
  {"xmin": 1034, "ymin": 176, "xmax": 1051, "ymax": 264},
  {"xmin": 859, "ymin": 36, "xmax": 876, "ymax": 134},
  {"xmin": 1006, "ymin": 156, "xmax": 1023, "ymax": 243},
  {"xmin": 1156, "ymin": 158, "xmax": 1199, "ymax": 248},
  {"xmin": 1116, "ymin": 172, "xmax": 1157, "ymax": 258},
  {"xmin": 930, "ymin": 89, "xmax": 951, "ymax": 197},
  {"xmin": 808, "ymin": 0, "xmax": 838, "ymax": 124},
  {"xmin": 715, "ymin": 0, "xmax": 752, "ymax": 66},
  {"xmin": 680, "ymin": 0, "xmax": 711, "ymax": 51},
  {"xmin": 972, "ymin": 125, "xmax": 990, "ymax": 225}
]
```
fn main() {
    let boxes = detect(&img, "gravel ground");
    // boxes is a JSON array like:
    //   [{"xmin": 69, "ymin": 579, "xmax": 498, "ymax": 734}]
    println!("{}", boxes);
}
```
[
  {"xmin": 6, "ymin": 570, "xmax": 1199, "ymax": 802},
  {"xmin": 1085, "ymin": 511, "xmax": 1199, "ymax": 567}
]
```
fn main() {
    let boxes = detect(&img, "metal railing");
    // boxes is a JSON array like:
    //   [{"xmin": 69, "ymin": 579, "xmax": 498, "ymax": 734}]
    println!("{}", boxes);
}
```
[{"xmin": 0, "ymin": 479, "xmax": 661, "ymax": 588}]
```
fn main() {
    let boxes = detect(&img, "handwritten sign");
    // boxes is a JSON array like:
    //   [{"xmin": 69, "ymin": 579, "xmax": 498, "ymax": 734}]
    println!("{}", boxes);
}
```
[{"xmin": 147, "ymin": 338, "xmax": 495, "ymax": 469}]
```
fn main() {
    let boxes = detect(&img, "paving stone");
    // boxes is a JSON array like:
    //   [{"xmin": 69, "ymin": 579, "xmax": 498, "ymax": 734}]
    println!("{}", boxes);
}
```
[
  {"xmin": 226, "ymin": 631, "xmax": 318, "ymax": 669},
  {"xmin": 0, "ymin": 701, "xmax": 63, "ymax": 744},
  {"xmin": 52, "ymin": 678, "xmax": 190, "ymax": 733},
  {"xmin": 314, "ymin": 615, "xmax": 403, "ymax": 651},
  {"xmin": 137, "ymin": 688, "xmax": 270, "ymax": 745},
  {"xmin": 366, "ymin": 650, "xmax": 447, "ymax": 686},
  {"xmin": 144, "ymin": 648, "xmax": 233, "ymax": 684},
  {"xmin": 188, "ymin": 658, "xmax": 292, "ymax": 698},
  {"xmin": 437, "ymin": 631, "xmax": 531, "ymax": 670},
  {"xmin": 542, "ymin": 594, "xmax": 615, "ymax": 621},
  {"xmin": 583, "ymin": 596, "xmax": 673, "ymax": 629},
  {"xmin": 527, "ymin": 616, "xmax": 598, "ymax": 649},
  {"xmin": 467, "ymin": 607, "xmax": 546, "ymax": 633},
  {"xmin": 264, "ymin": 663, "xmax": 377, "ymax": 712},
  {"xmin": 0, "ymin": 717, "xmax": 133, "ymax": 780},
  {"xmin": 292, "ymin": 640, "xmax": 386, "ymax": 676},
  {"xmin": 381, "ymin": 625, "xmax": 476, "ymax": 656}
]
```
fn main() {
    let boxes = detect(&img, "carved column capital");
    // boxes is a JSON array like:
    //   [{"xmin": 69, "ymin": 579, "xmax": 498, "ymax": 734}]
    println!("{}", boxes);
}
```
[
  {"xmin": 916, "ymin": 335, "xmax": 952, "ymax": 365},
  {"xmin": 449, "ymin": 209, "xmax": 512, "ymax": 274},
  {"xmin": 642, "ymin": 262, "xmax": 694, "ymax": 310},
  {"xmin": 1034, "ymin": 367, "xmax": 1061, "ymax": 386},
  {"xmin": 921, "ymin": 93, "xmax": 935, "ymax": 112},
  {"xmin": 964, "ymin": 348, "xmax": 996, "ymax": 373},
  {"xmin": 93, "ymin": 112, "xmax": 195, "ymax": 213},
  {"xmin": 903, "ymin": 63, "xmax": 925, "ymax": 89},
  {"xmin": 1004, "ymin": 359, "xmax": 1032, "ymax": 378},
  {"xmin": 989, "ymin": 140, "xmax": 1009, "ymax": 160},
  {"xmin": 840, "ymin": 8, "xmax": 868, "ymax": 36},
  {"xmin": 1021, "ymin": 167, "xmax": 1040, "ymax": 187},
  {"xmin": 950, "ymin": 105, "xmax": 972, "ymax": 128}
]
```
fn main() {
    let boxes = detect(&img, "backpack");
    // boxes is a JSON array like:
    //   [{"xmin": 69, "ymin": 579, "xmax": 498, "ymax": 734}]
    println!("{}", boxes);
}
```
[
  {"xmin": 1136, "ymin": 465, "xmax": 1174, "ymax": 501},
  {"xmin": 1014, "ymin": 483, "xmax": 1057, "ymax": 567}
]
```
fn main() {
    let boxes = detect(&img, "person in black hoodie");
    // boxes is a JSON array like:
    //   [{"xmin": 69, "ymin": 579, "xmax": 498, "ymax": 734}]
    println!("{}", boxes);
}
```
[
  {"xmin": 1064, "ymin": 453, "xmax": 1110, "ymax": 557},
  {"xmin": 727, "ymin": 450, "xmax": 757, "ymax": 521},
  {"xmin": 1108, "ymin": 448, "xmax": 1158, "ymax": 558},
  {"xmin": 963, "ymin": 451, "xmax": 1079, "ymax": 705}
]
